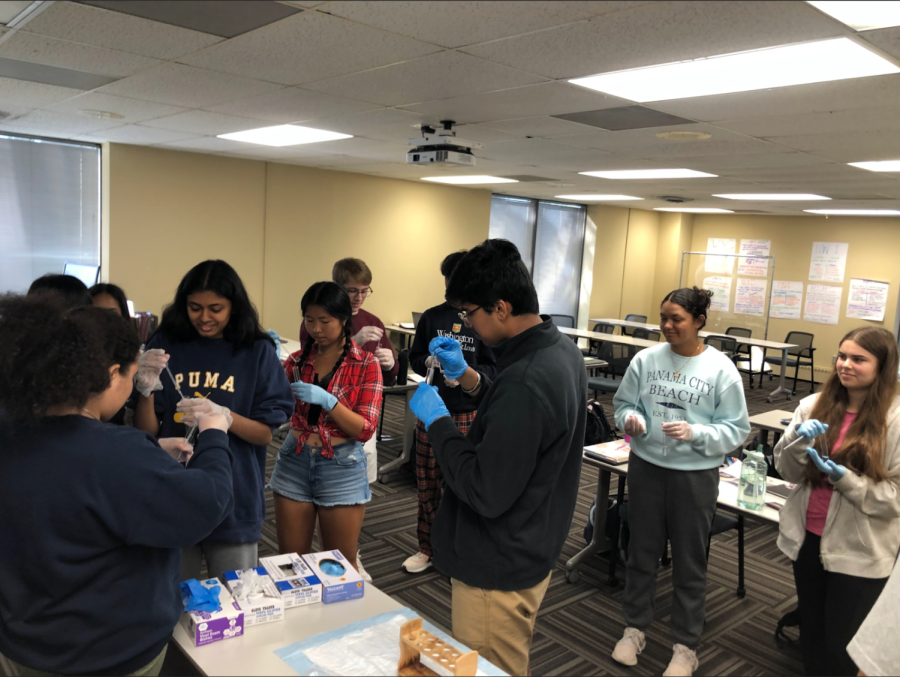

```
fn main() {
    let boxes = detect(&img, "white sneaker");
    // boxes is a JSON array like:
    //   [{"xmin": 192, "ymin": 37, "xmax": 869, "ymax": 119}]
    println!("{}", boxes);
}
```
[
  {"xmin": 356, "ymin": 553, "xmax": 373, "ymax": 583},
  {"xmin": 663, "ymin": 644, "xmax": 699, "ymax": 676},
  {"xmin": 402, "ymin": 551, "xmax": 433, "ymax": 574},
  {"xmin": 611, "ymin": 627, "xmax": 645, "ymax": 667}
]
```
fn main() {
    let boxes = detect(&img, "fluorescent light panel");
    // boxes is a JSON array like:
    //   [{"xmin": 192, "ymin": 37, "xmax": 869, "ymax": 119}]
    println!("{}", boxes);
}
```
[
  {"xmin": 849, "ymin": 160, "xmax": 900, "ymax": 172},
  {"xmin": 655, "ymin": 208, "xmax": 734, "ymax": 214},
  {"xmin": 580, "ymin": 169, "xmax": 716, "ymax": 180},
  {"xmin": 714, "ymin": 193, "xmax": 830, "ymax": 200},
  {"xmin": 218, "ymin": 124, "xmax": 352, "ymax": 147},
  {"xmin": 421, "ymin": 176, "xmax": 518, "ymax": 185},
  {"xmin": 805, "ymin": 209, "xmax": 900, "ymax": 215},
  {"xmin": 555, "ymin": 194, "xmax": 643, "ymax": 201},
  {"xmin": 569, "ymin": 38, "xmax": 899, "ymax": 102},
  {"xmin": 807, "ymin": 1, "xmax": 900, "ymax": 31}
]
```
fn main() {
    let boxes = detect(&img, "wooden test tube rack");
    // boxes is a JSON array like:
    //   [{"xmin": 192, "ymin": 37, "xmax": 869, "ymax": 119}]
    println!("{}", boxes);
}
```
[{"xmin": 398, "ymin": 618, "xmax": 478, "ymax": 677}]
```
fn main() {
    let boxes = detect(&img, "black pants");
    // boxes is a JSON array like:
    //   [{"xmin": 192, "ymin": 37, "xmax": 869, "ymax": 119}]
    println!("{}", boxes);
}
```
[{"xmin": 793, "ymin": 532, "xmax": 888, "ymax": 677}]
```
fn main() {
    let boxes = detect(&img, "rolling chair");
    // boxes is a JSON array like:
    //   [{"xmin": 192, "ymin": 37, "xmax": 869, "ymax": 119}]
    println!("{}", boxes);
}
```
[
  {"xmin": 632, "ymin": 328, "xmax": 661, "ymax": 342},
  {"xmin": 724, "ymin": 327, "xmax": 757, "ymax": 386},
  {"xmin": 621, "ymin": 313, "xmax": 648, "ymax": 337},
  {"xmin": 548, "ymin": 314, "xmax": 576, "ymax": 328},
  {"xmin": 583, "ymin": 321, "xmax": 615, "ymax": 357},
  {"xmin": 376, "ymin": 349, "xmax": 409, "ymax": 442},
  {"xmin": 704, "ymin": 335, "xmax": 737, "ymax": 359},
  {"xmin": 761, "ymin": 331, "xmax": 816, "ymax": 395}
]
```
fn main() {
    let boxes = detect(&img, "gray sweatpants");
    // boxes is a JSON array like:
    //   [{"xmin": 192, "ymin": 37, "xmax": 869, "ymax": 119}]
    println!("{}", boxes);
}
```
[
  {"xmin": 622, "ymin": 452, "xmax": 719, "ymax": 648},
  {"xmin": 180, "ymin": 541, "xmax": 259, "ymax": 582}
]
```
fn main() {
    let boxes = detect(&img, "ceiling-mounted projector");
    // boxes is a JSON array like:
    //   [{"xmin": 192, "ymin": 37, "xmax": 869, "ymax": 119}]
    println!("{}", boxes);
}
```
[{"xmin": 407, "ymin": 120, "xmax": 483, "ymax": 167}]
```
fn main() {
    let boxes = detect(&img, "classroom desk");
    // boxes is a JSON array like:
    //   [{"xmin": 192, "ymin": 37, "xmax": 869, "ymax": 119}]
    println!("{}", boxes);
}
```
[
  {"xmin": 386, "ymin": 324, "xmax": 417, "ymax": 350},
  {"xmin": 749, "ymin": 409, "xmax": 794, "ymax": 448},
  {"xmin": 557, "ymin": 326, "xmax": 660, "ymax": 349}
]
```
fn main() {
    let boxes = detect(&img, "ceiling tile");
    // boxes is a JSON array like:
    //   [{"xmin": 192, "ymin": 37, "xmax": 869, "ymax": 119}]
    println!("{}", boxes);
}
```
[
  {"xmin": 304, "ymin": 108, "xmax": 441, "ymax": 143},
  {"xmin": 323, "ymin": 1, "xmax": 651, "ymax": 48},
  {"xmin": 95, "ymin": 63, "xmax": 283, "ymax": 108},
  {"xmin": 553, "ymin": 106, "xmax": 696, "ymax": 131},
  {"xmin": 0, "ymin": 76, "xmax": 82, "ymax": 111},
  {"xmin": 675, "ymin": 153, "xmax": 835, "ymax": 171},
  {"xmin": 0, "ymin": 32, "xmax": 162, "ymax": 78},
  {"xmin": 178, "ymin": 12, "xmax": 441, "ymax": 86},
  {"xmin": 0, "ymin": 108, "xmax": 126, "ymax": 136},
  {"xmin": 206, "ymin": 87, "xmax": 382, "ymax": 123},
  {"xmin": 461, "ymin": 1, "xmax": 844, "ymax": 80},
  {"xmin": 82, "ymin": 124, "xmax": 200, "ymax": 144},
  {"xmin": 154, "ymin": 136, "xmax": 264, "ymax": 153},
  {"xmin": 480, "ymin": 115, "xmax": 599, "ymax": 138},
  {"xmin": 480, "ymin": 137, "xmax": 635, "ymax": 171},
  {"xmin": 859, "ymin": 26, "xmax": 900, "ymax": 61},
  {"xmin": 141, "ymin": 110, "xmax": 269, "ymax": 135},
  {"xmin": 302, "ymin": 51, "xmax": 546, "ymax": 106},
  {"xmin": 21, "ymin": 1, "xmax": 223, "ymax": 60},
  {"xmin": 452, "ymin": 124, "xmax": 524, "ymax": 144},
  {"xmin": 44, "ymin": 92, "xmax": 189, "ymax": 123},
  {"xmin": 765, "ymin": 131, "xmax": 900, "ymax": 162},
  {"xmin": 296, "ymin": 137, "xmax": 409, "ymax": 160},
  {"xmin": 0, "ymin": 56, "xmax": 118, "ymax": 90},
  {"xmin": 711, "ymin": 107, "xmax": 900, "ymax": 138}
]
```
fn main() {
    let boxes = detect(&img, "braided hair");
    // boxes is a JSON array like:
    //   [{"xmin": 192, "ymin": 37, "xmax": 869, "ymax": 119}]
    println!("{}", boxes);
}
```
[{"xmin": 295, "ymin": 282, "xmax": 354, "ymax": 379}]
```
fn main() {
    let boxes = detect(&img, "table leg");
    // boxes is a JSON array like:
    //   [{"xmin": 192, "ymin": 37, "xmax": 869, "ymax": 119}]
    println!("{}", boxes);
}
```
[
  {"xmin": 377, "ymin": 390, "xmax": 416, "ymax": 482},
  {"xmin": 767, "ymin": 347, "xmax": 793, "ymax": 402},
  {"xmin": 565, "ymin": 468, "xmax": 612, "ymax": 583}
]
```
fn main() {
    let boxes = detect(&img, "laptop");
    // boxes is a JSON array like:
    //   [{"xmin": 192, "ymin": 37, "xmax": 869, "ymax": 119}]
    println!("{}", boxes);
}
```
[{"xmin": 412, "ymin": 311, "xmax": 423, "ymax": 327}]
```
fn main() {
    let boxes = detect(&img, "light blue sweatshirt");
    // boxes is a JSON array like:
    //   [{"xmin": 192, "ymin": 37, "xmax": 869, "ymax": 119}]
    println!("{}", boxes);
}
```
[{"xmin": 613, "ymin": 343, "xmax": 751, "ymax": 470}]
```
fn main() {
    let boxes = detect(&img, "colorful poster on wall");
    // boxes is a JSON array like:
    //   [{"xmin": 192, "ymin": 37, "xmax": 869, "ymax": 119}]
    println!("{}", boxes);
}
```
[
  {"xmin": 846, "ymin": 278, "xmax": 889, "ymax": 321},
  {"xmin": 804, "ymin": 284, "xmax": 843, "ymax": 325},
  {"xmin": 735, "ymin": 278, "xmax": 767, "ymax": 317},
  {"xmin": 703, "ymin": 276, "xmax": 732, "ymax": 313},
  {"xmin": 705, "ymin": 238, "xmax": 736, "ymax": 274},
  {"xmin": 770, "ymin": 281, "xmax": 804, "ymax": 320},
  {"xmin": 809, "ymin": 242, "xmax": 849, "ymax": 283},
  {"xmin": 737, "ymin": 239, "xmax": 771, "ymax": 277}
]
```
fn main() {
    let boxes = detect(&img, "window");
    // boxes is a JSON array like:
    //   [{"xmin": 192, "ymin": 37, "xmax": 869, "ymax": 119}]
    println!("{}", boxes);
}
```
[
  {"xmin": 0, "ymin": 134, "xmax": 101, "ymax": 294},
  {"xmin": 488, "ymin": 195, "xmax": 586, "ymax": 318}
]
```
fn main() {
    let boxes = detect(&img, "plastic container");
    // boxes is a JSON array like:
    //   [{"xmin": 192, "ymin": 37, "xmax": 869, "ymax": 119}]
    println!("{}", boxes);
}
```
[{"xmin": 738, "ymin": 445, "xmax": 767, "ymax": 511}]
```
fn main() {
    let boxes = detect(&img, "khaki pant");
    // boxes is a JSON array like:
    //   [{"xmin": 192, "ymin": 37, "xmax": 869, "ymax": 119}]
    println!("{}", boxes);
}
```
[
  {"xmin": 451, "ymin": 572, "xmax": 552, "ymax": 676},
  {"xmin": 11, "ymin": 646, "xmax": 166, "ymax": 677}
]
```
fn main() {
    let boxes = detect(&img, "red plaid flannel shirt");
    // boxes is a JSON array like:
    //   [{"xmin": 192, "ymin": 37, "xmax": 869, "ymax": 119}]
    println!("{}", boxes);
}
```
[{"xmin": 283, "ymin": 340, "xmax": 383, "ymax": 459}]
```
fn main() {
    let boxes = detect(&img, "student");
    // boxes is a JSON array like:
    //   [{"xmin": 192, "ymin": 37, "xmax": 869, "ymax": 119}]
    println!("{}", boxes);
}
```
[
  {"xmin": 134, "ymin": 260, "xmax": 293, "ymax": 581},
  {"xmin": 774, "ymin": 327, "xmax": 900, "ymax": 677},
  {"xmin": 848, "ymin": 556, "xmax": 900, "ymax": 677},
  {"xmin": 403, "ymin": 250, "xmax": 497, "ymax": 574},
  {"xmin": 90, "ymin": 282, "xmax": 130, "ymax": 317},
  {"xmin": 269, "ymin": 282, "xmax": 383, "ymax": 570},
  {"xmin": 27, "ymin": 273, "xmax": 91, "ymax": 308},
  {"xmin": 0, "ymin": 295, "xmax": 234, "ymax": 677},
  {"xmin": 611, "ymin": 287, "xmax": 750, "ymax": 677},
  {"xmin": 409, "ymin": 239, "xmax": 586, "ymax": 677}
]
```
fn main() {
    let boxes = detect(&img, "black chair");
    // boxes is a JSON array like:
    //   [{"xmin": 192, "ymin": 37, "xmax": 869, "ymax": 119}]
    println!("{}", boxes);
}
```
[
  {"xmin": 376, "ymin": 349, "xmax": 409, "ymax": 442},
  {"xmin": 622, "ymin": 313, "xmax": 648, "ymax": 337},
  {"xmin": 632, "ymin": 328, "xmax": 661, "ymax": 342},
  {"xmin": 704, "ymin": 335, "xmax": 737, "ymax": 358},
  {"xmin": 549, "ymin": 314, "xmax": 575, "ymax": 328},
  {"xmin": 761, "ymin": 331, "xmax": 816, "ymax": 395},
  {"xmin": 583, "ymin": 321, "xmax": 615, "ymax": 357},
  {"xmin": 724, "ymin": 327, "xmax": 757, "ymax": 386}
]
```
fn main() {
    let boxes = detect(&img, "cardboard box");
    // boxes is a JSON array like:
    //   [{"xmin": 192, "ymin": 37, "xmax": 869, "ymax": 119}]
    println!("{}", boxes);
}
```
[
  {"xmin": 259, "ymin": 553, "xmax": 322, "ymax": 608},
  {"xmin": 222, "ymin": 567, "xmax": 285, "ymax": 627},
  {"xmin": 180, "ymin": 578, "xmax": 244, "ymax": 647},
  {"xmin": 302, "ymin": 550, "xmax": 365, "ymax": 604}
]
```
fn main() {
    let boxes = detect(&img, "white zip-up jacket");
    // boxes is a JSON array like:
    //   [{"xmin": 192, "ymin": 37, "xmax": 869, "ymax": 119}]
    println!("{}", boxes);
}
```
[{"xmin": 775, "ymin": 394, "xmax": 900, "ymax": 579}]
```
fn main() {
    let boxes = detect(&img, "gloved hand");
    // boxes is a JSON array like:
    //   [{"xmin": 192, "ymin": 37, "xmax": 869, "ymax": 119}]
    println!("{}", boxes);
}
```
[
  {"xmin": 158, "ymin": 437, "xmax": 193, "ymax": 463},
  {"xmin": 429, "ymin": 336, "xmax": 467, "ymax": 379},
  {"xmin": 624, "ymin": 413, "xmax": 647, "ymax": 437},
  {"xmin": 374, "ymin": 347, "xmax": 395, "ymax": 370},
  {"xmin": 807, "ymin": 447, "xmax": 846, "ymax": 482},
  {"xmin": 177, "ymin": 398, "xmax": 233, "ymax": 430},
  {"xmin": 266, "ymin": 329, "xmax": 280, "ymax": 350},
  {"xmin": 353, "ymin": 326, "xmax": 384, "ymax": 346},
  {"xmin": 409, "ymin": 381, "xmax": 450, "ymax": 430},
  {"xmin": 797, "ymin": 419, "xmax": 828, "ymax": 438},
  {"xmin": 661, "ymin": 420, "xmax": 693, "ymax": 441},
  {"xmin": 134, "ymin": 348, "xmax": 168, "ymax": 397},
  {"xmin": 292, "ymin": 382, "xmax": 338, "ymax": 411}
]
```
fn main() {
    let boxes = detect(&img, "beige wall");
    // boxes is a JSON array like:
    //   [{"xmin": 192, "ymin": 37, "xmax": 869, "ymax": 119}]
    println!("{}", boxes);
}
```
[
  {"xmin": 587, "ymin": 205, "xmax": 630, "ymax": 322},
  {"xmin": 620, "ymin": 208, "xmax": 659, "ymax": 321},
  {"xmin": 652, "ymin": 211, "xmax": 694, "ymax": 309}
]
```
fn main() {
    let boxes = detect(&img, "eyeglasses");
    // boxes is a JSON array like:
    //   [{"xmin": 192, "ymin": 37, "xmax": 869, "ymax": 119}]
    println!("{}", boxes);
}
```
[
  {"xmin": 457, "ymin": 306, "xmax": 483, "ymax": 324},
  {"xmin": 345, "ymin": 287, "xmax": 373, "ymax": 298}
]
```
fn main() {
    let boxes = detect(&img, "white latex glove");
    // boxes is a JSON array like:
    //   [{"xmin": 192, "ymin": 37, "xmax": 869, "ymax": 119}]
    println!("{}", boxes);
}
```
[
  {"xmin": 158, "ymin": 437, "xmax": 193, "ymax": 464},
  {"xmin": 353, "ymin": 326, "xmax": 384, "ymax": 345},
  {"xmin": 624, "ymin": 413, "xmax": 646, "ymax": 437},
  {"xmin": 135, "ymin": 348, "xmax": 168, "ymax": 398},
  {"xmin": 661, "ymin": 421, "xmax": 693, "ymax": 441},
  {"xmin": 374, "ymin": 347, "xmax": 395, "ymax": 369},
  {"xmin": 176, "ymin": 398, "xmax": 233, "ymax": 430}
]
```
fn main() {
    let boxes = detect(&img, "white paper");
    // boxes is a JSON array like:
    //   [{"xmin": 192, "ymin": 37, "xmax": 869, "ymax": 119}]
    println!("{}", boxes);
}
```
[
  {"xmin": 770, "ymin": 280, "xmax": 804, "ymax": 320},
  {"xmin": 809, "ymin": 242, "xmax": 849, "ymax": 283},
  {"xmin": 847, "ymin": 278, "xmax": 889, "ymax": 321},
  {"xmin": 735, "ymin": 278, "xmax": 767, "ymax": 317},
  {"xmin": 737, "ymin": 239, "xmax": 771, "ymax": 277},
  {"xmin": 804, "ymin": 284, "xmax": 843, "ymax": 325},
  {"xmin": 703, "ymin": 275, "xmax": 732, "ymax": 313},
  {"xmin": 705, "ymin": 238, "xmax": 736, "ymax": 274}
]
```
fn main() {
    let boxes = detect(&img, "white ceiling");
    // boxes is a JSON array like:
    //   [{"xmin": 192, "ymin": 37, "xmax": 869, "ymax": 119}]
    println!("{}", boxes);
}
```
[{"xmin": 2, "ymin": 0, "xmax": 900, "ymax": 214}]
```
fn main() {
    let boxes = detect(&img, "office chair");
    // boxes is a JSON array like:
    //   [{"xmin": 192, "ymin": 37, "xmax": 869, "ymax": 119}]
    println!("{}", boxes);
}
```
[
  {"xmin": 762, "ymin": 331, "xmax": 816, "ymax": 395},
  {"xmin": 548, "ymin": 314, "xmax": 576, "ymax": 328},
  {"xmin": 622, "ymin": 313, "xmax": 648, "ymax": 337},
  {"xmin": 377, "ymin": 349, "xmax": 409, "ymax": 442},
  {"xmin": 583, "ymin": 321, "xmax": 616, "ymax": 357},
  {"xmin": 724, "ymin": 327, "xmax": 756, "ymax": 387}
]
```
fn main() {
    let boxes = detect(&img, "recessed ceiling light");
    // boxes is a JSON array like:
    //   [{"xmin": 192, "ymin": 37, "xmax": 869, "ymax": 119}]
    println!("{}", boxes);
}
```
[
  {"xmin": 804, "ymin": 209, "xmax": 900, "ymax": 215},
  {"xmin": 656, "ymin": 131, "xmax": 711, "ymax": 141},
  {"xmin": 555, "ymin": 194, "xmax": 643, "ymax": 201},
  {"xmin": 714, "ymin": 193, "xmax": 831, "ymax": 200},
  {"xmin": 580, "ymin": 169, "xmax": 717, "ymax": 179},
  {"xmin": 569, "ymin": 38, "xmax": 898, "ymax": 102},
  {"xmin": 807, "ymin": 1, "xmax": 900, "ymax": 31},
  {"xmin": 421, "ymin": 176, "xmax": 518, "ymax": 185},
  {"xmin": 848, "ymin": 160, "xmax": 900, "ymax": 172},
  {"xmin": 79, "ymin": 109, "xmax": 125, "ymax": 120},
  {"xmin": 218, "ymin": 124, "xmax": 352, "ymax": 147},
  {"xmin": 655, "ymin": 208, "xmax": 734, "ymax": 214}
]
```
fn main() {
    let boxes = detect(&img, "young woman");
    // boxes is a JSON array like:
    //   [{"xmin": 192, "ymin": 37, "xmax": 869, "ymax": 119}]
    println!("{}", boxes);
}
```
[
  {"xmin": 775, "ymin": 327, "xmax": 900, "ymax": 677},
  {"xmin": 0, "ymin": 295, "xmax": 234, "ymax": 677},
  {"xmin": 269, "ymin": 281, "xmax": 383, "ymax": 570},
  {"xmin": 90, "ymin": 282, "xmax": 130, "ymax": 317},
  {"xmin": 134, "ymin": 260, "xmax": 293, "ymax": 581},
  {"xmin": 611, "ymin": 287, "xmax": 751, "ymax": 677}
]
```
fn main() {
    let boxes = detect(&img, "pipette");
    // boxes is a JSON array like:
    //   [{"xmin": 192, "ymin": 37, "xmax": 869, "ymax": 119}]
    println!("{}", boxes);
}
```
[{"xmin": 165, "ymin": 363, "xmax": 185, "ymax": 400}]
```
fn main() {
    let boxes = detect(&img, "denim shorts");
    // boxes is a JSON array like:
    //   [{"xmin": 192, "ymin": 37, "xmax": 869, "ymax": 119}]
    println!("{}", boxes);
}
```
[{"xmin": 267, "ymin": 435, "xmax": 371, "ymax": 507}]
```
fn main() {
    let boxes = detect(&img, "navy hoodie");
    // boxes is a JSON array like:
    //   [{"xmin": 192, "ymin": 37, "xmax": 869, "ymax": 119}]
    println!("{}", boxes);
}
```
[
  {"xmin": 146, "ymin": 332, "xmax": 294, "ymax": 543},
  {"xmin": 0, "ymin": 417, "xmax": 234, "ymax": 675}
]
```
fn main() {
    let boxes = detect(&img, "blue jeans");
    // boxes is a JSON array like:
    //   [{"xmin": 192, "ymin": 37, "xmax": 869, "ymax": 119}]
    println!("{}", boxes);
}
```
[{"xmin": 268, "ymin": 436, "xmax": 371, "ymax": 506}]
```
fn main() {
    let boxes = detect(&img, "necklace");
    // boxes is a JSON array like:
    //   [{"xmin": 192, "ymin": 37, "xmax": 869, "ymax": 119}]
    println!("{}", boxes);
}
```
[
  {"xmin": 669, "ymin": 342, "xmax": 702, "ymax": 379},
  {"xmin": 80, "ymin": 407, "xmax": 99, "ymax": 420}
]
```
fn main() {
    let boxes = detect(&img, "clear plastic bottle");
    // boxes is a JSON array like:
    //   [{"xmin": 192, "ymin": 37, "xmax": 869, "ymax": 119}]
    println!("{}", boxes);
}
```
[{"xmin": 738, "ymin": 445, "xmax": 767, "ymax": 511}]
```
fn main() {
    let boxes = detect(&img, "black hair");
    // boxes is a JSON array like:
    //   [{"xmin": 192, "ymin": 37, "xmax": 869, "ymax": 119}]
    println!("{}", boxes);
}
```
[
  {"xmin": 89, "ymin": 283, "xmax": 129, "ymax": 317},
  {"xmin": 0, "ymin": 294, "xmax": 141, "ymax": 426},
  {"xmin": 27, "ymin": 274, "xmax": 91, "ymax": 309},
  {"xmin": 294, "ymin": 282, "xmax": 354, "ymax": 378},
  {"xmin": 440, "ymin": 250, "xmax": 468, "ymax": 278},
  {"xmin": 662, "ymin": 286, "xmax": 713, "ymax": 329},
  {"xmin": 154, "ymin": 260, "xmax": 268, "ymax": 350},
  {"xmin": 445, "ymin": 239, "xmax": 539, "ymax": 316}
]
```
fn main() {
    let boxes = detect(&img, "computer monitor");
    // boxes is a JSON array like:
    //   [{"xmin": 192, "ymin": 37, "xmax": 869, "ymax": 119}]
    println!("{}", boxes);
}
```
[{"xmin": 63, "ymin": 262, "xmax": 100, "ymax": 287}]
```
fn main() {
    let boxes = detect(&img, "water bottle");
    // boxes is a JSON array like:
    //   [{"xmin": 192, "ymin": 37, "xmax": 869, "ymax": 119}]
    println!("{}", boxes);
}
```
[{"xmin": 738, "ymin": 445, "xmax": 767, "ymax": 511}]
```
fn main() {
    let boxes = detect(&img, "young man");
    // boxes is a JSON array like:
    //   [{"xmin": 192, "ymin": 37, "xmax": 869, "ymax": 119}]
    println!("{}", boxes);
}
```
[
  {"xmin": 409, "ymin": 239, "xmax": 587, "ymax": 676},
  {"xmin": 403, "ymin": 251, "xmax": 497, "ymax": 574}
]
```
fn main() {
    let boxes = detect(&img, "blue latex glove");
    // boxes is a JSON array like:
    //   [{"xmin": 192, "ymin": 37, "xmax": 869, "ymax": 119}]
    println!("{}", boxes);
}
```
[
  {"xmin": 292, "ymin": 382, "xmax": 338, "ymax": 411},
  {"xmin": 409, "ymin": 381, "xmax": 450, "ymax": 430},
  {"xmin": 319, "ymin": 559, "xmax": 347, "ymax": 577},
  {"xmin": 806, "ymin": 447, "xmax": 847, "ymax": 482},
  {"xmin": 796, "ymin": 419, "xmax": 828, "ymax": 438},
  {"xmin": 266, "ymin": 329, "xmax": 280, "ymax": 350},
  {"xmin": 180, "ymin": 579, "xmax": 222, "ymax": 613},
  {"xmin": 429, "ymin": 336, "xmax": 467, "ymax": 379}
]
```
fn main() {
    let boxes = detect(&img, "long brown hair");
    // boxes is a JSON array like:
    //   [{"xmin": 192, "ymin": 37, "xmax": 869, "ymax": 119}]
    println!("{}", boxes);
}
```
[{"xmin": 806, "ymin": 327, "xmax": 899, "ymax": 486}]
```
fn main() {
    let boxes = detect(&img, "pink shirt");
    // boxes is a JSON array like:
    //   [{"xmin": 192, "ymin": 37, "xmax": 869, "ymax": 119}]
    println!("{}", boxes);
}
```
[{"xmin": 806, "ymin": 411, "xmax": 857, "ymax": 536}]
